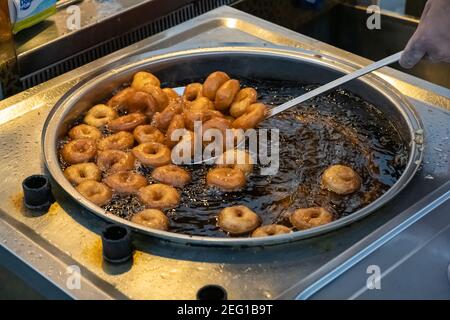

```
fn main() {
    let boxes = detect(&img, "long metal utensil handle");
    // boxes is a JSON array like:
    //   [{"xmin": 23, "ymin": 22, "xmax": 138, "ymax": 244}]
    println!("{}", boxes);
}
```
[{"xmin": 268, "ymin": 51, "xmax": 403, "ymax": 117}]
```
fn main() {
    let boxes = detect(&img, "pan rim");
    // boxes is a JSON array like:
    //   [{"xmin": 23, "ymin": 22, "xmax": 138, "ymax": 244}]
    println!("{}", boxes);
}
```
[{"xmin": 42, "ymin": 45, "xmax": 424, "ymax": 247}]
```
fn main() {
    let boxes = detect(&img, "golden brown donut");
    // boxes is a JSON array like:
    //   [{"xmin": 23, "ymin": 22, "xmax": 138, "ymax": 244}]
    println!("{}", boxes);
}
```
[
  {"xmin": 290, "ymin": 207, "xmax": 333, "ymax": 230},
  {"xmin": 232, "ymin": 103, "xmax": 267, "ymax": 130},
  {"xmin": 104, "ymin": 171, "xmax": 148, "ymax": 194},
  {"xmin": 202, "ymin": 71, "xmax": 230, "ymax": 100},
  {"xmin": 107, "ymin": 112, "xmax": 147, "ymax": 132},
  {"xmin": 96, "ymin": 150, "xmax": 135, "ymax": 173},
  {"xmin": 251, "ymin": 224, "xmax": 292, "ymax": 237},
  {"xmin": 138, "ymin": 183, "xmax": 180, "ymax": 209},
  {"xmin": 206, "ymin": 167, "xmax": 246, "ymax": 191},
  {"xmin": 151, "ymin": 164, "xmax": 191, "ymax": 188},
  {"xmin": 183, "ymin": 108, "xmax": 224, "ymax": 131},
  {"xmin": 165, "ymin": 114, "xmax": 185, "ymax": 148},
  {"xmin": 76, "ymin": 180, "xmax": 112, "ymax": 206},
  {"xmin": 183, "ymin": 97, "xmax": 217, "ymax": 130},
  {"xmin": 68, "ymin": 124, "xmax": 102, "ymax": 141},
  {"xmin": 132, "ymin": 142, "xmax": 172, "ymax": 167},
  {"xmin": 230, "ymin": 88, "xmax": 257, "ymax": 118},
  {"xmin": 64, "ymin": 163, "xmax": 101, "ymax": 185},
  {"xmin": 136, "ymin": 84, "xmax": 168, "ymax": 111},
  {"xmin": 97, "ymin": 131, "xmax": 134, "ymax": 151},
  {"xmin": 202, "ymin": 117, "xmax": 232, "ymax": 133},
  {"xmin": 130, "ymin": 91, "xmax": 159, "ymax": 118},
  {"xmin": 214, "ymin": 79, "xmax": 240, "ymax": 111},
  {"xmin": 217, "ymin": 205, "xmax": 261, "ymax": 235},
  {"xmin": 215, "ymin": 149, "xmax": 254, "ymax": 175},
  {"xmin": 108, "ymin": 88, "xmax": 138, "ymax": 112},
  {"xmin": 187, "ymin": 96, "xmax": 214, "ymax": 112},
  {"xmin": 183, "ymin": 83, "xmax": 203, "ymax": 102},
  {"xmin": 152, "ymin": 99, "xmax": 183, "ymax": 132},
  {"xmin": 131, "ymin": 71, "xmax": 161, "ymax": 89},
  {"xmin": 84, "ymin": 104, "xmax": 118, "ymax": 127},
  {"xmin": 321, "ymin": 165, "xmax": 361, "ymax": 195},
  {"xmin": 61, "ymin": 139, "xmax": 97, "ymax": 164},
  {"xmin": 162, "ymin": 88, "xmax": 179, "ymax": 101},
  {"xmin": 108, "ymin": 88, "xmax": 158, "ymax": 115},
  {"xmin": 133, "ymin": 125, "xmax": 165, "ymax": 144},
  {"xmin": 108, "ymin": 87, "xmax": 135, "ymax": 110},
  {"xmin": 131, "ymin": 209, "xmax": 169, "ymax": 231}
]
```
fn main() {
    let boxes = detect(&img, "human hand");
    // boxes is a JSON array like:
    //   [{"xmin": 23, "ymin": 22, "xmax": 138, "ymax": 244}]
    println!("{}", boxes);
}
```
[{"xmin": 400, "ymin": 0, "xmax": 450, "ymax": 69}]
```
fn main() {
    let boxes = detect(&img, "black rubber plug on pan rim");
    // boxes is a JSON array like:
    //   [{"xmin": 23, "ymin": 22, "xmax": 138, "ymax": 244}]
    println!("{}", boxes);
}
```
[
  {"xmin": 196, "ymin": 284, "xmax": 228, "ymax": 300},
  {"xmin": 102, "ymin": 224, "xmax": 133, "ymax": 264},
  {"xmin": 22, "ymin": 175, "xmax": 53, "ymax": 211}
]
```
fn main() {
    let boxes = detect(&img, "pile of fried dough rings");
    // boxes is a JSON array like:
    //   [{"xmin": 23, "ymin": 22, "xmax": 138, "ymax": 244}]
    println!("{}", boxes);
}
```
[{"xmin": 60, "ymin": 71, "xmax": 362, "ymax": 237}]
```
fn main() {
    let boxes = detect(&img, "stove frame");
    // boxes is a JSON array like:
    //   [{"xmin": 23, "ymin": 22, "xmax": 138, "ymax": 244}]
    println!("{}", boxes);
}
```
[{"xmin": 0, "ymin": 6, "xmax": 448, "ymax": 299}]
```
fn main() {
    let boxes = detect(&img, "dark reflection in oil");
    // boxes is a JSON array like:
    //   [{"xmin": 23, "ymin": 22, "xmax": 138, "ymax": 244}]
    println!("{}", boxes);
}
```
[{"xmin": 59, "ymin": 78, "xmax": 407, "ymax": 238}]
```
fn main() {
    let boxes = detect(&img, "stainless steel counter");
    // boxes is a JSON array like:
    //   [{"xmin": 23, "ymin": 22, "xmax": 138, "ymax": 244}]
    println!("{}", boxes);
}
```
[{"xmin": 0, "ymin": 6, "xmax": 449, "ymax": 299}]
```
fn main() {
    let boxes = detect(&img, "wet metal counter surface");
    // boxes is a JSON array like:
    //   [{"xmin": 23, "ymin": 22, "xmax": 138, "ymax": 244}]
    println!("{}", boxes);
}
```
[{"xmin": 0, "ymin": 7, "xmax": 449, "ymax": 299}]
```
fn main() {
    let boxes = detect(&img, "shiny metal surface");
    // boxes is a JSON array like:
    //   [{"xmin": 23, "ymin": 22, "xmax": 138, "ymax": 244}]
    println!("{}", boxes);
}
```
[
  {"xmin": 294, "ymin": 181, "xmax": 450, "ymax": 300},
  {"xmin": 0, "ymin": 7, "xmax": 448, "ymax": 299},
  {"xmin": 14, "ymin": 0, "xmax": 235, "ymax": 89},
  {"xmin": 43, "ymin": 46, "xmax": 422, "ymax": 246}
]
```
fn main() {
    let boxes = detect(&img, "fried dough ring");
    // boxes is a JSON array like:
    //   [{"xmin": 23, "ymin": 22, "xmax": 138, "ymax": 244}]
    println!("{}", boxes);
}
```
[
  {"xmin": 162, "ymin": 88, "xmax": 179, "ymax": 101},
  {"xmin": 133, "ymin": 125, "xmax": 165, "ymax": 144},
  {"xmin": 151, "ymin": 164, "xmax": 191, "ymax": 188},
  {"xmin": 97, "ymin": 131, "xmax": 134, "ymax": 151},
  {"xmin": 68, "ymin": 124, "xmax": 102, "ymax": 141},
  {"xmin": 152, "ymin": 99, "xmax": 183, "ymax": 132},
  {"xmin": 321, "ymin": 165, "xmax": 361, "ymax": 195},
  {"xmin": 76, "ymin": 180, "xmax": 112, "ymax": 206},
  {"xmin": 136, "ymin": 84, "xmax": 168, "ymax": 111},
  {"xmin": 290, "ymin": 207, "xmax": 333, "ymax": 230},
  {"xmin": 138, "ymin": 183, "xmax": 180, "ymax": 209},
  {"xmin": 183, "ymin": 83, "xmax": 203, "ymax": 102},
  {"xmin": 84, "ymin": 104, "xmax": 118, "ymax": 127},
  {"xmin": 251, "ymin": 224, "xmax": 292, "ymax": 237},
  {"xmin": 232, "ymin": 103, "xmax": 267, "ymax": 130},
  {"xmin": 131, "ymin": 209, "xmax": 169, "ymax": 231},
  {"xmin": 217, "ymin": 205, "xmax": 261, "ymax": 235},
  {"xmin": 107, "ymin": 112, "xmax": 147, "ymax": 132},
  {"xmin": 96, "ymin": 150, "xmax": 135, "ymax": 173},
  {"xmin": 61, "ymin": 139, "xmax": 97, "ymax": 164},
  {"xmin": 214, "ymin": 79, "xmax": 240, "ymax": 111},
  {"xmin": 104, "ymin": 171, "xmax": 148, "ymax": 194},
  {"xmin": 132, "ymin": 142, "xmax": 172, "ymax": 167},
  {"xmin": 206, "ymin": 167, "xmax": 246, "ymax": 191},
  {"xmin": 202, "ymin": 71, "xmax": 230, "ymax": 100},
  {"xmin": 108, "ymin": 88, "xmax": 158, "ymax": 116},
  {"xmin": 64, "ymin": 163, "xmax": 101, "ymax": 185},
  {"xmin": 230, "ymin": 88, "xmax": 257, "ymax": 118},
  {"xmin": 131, "ymin": 71, "xmax": 161, "ymax": 88}
]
